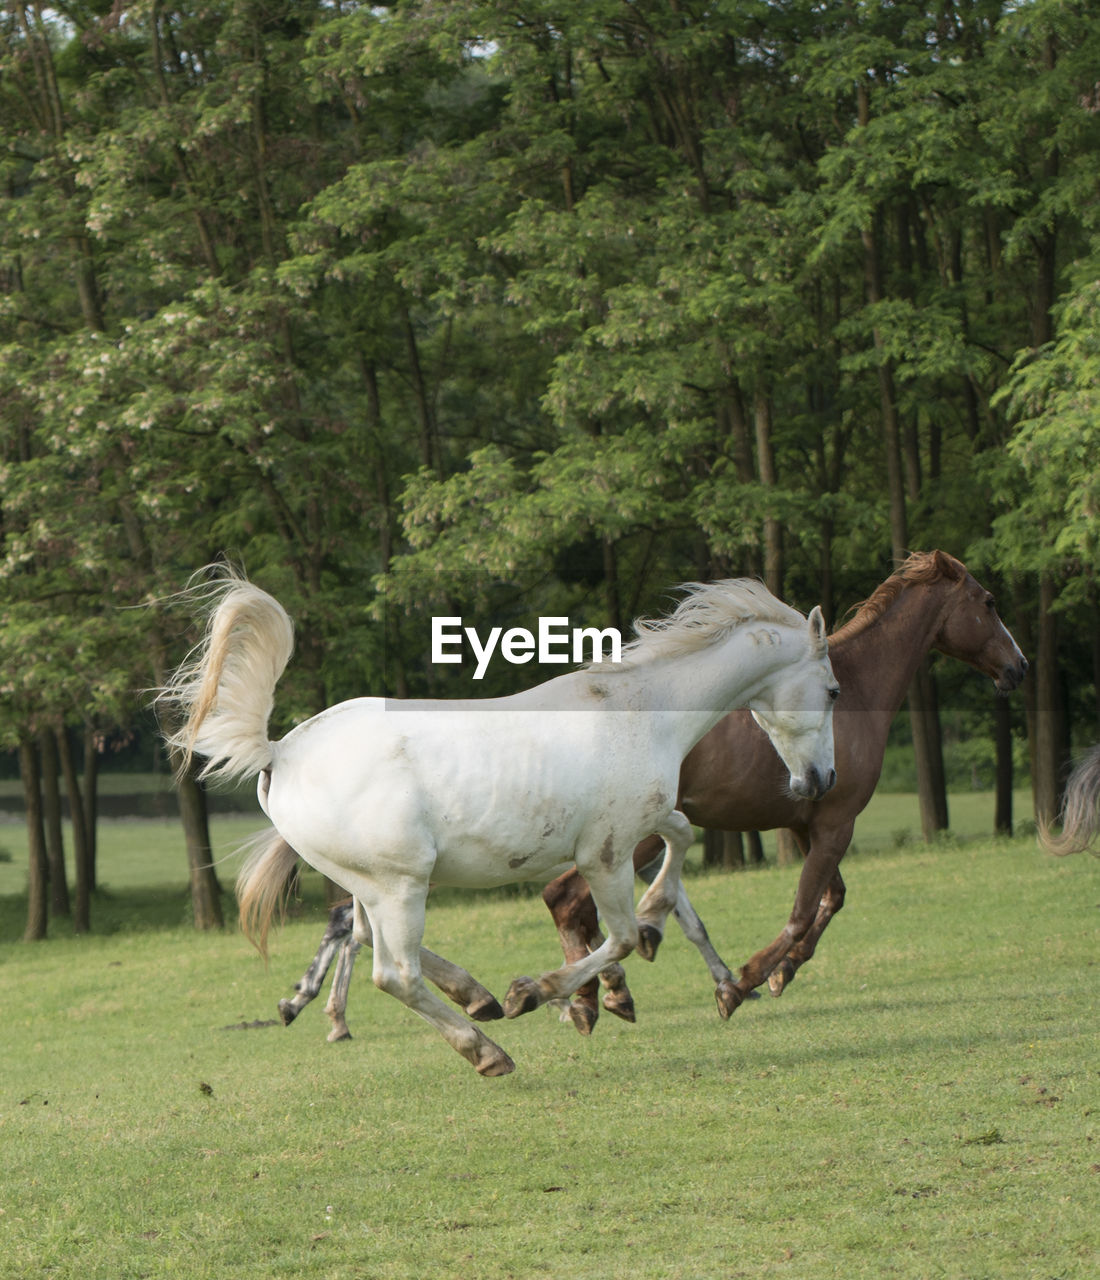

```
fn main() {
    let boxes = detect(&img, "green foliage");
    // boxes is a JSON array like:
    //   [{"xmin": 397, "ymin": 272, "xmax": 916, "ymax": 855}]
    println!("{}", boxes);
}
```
[
  {"xmin": 992, "ymin": 270, "xmax": 1100, "ymax": 597},
  {"xmin": 2, "ymin": 1, "xmax": 1098, "ymax": 756}
]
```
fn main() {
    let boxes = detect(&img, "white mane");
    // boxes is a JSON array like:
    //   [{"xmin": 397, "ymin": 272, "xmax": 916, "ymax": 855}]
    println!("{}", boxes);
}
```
[{"xmin": 611, "ymin": 579, "xmax": 806, "ymax": 670}]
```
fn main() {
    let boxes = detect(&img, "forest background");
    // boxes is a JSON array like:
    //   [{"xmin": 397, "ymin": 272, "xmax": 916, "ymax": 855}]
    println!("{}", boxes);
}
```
[{"xmin": 1, "ymin": 0, "xmax": 1098, "ymax": 937}]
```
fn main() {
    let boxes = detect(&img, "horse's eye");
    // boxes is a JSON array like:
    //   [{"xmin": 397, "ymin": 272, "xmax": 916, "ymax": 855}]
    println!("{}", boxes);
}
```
[
  {"xmin": 986, "ymin": 596, "xmax": 996, "ymax": 610},
  {"xmin": 828, "ymin": 686, "xmax": 840, "ymax": 701}
]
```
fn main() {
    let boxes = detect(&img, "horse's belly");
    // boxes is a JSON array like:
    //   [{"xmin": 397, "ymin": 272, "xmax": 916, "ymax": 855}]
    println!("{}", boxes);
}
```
[
  {"xmin": 429, "ymin": 843, "xmax": 574, "ymax": 890},
  {"xmin": 426, "ymin": 801, "xmax": 581, "ymax": 888}
]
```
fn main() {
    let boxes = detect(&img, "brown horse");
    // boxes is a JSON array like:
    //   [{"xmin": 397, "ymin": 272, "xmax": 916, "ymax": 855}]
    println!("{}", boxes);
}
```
[
  {"xmin": 275, "ymin": 551, "xmax": 1026, "ymax": 1043},
  {"xmin": 545, "ymin": 550, "xmax": 1027, "ymax": 1032},
  {"xmin": 1041, "ymin": 745, "xmax": 1100, "ymax": 855}
]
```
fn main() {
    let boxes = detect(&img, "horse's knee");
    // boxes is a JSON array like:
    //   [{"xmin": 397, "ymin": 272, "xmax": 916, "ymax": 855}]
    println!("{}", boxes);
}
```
[
  {"xmin": 604, "ymin": 926, "xmax": 638, "ymax": 961},
  {"xmin": 373, "ymin": 962, "xmax": 418, "ymax": 1003},
  {"xmin": 784, "ymin": 914, "xmax": 816, "ymax": 946}
]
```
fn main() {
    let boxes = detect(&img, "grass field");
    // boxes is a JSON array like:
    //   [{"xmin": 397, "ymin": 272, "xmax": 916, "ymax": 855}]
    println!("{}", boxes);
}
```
[
  {"xmin": 0, "ymin": 783, "xmax": 1041, "ymax": 908},
  {"xmin": 1, "ymin": 793, "xmax": 1096, "ymax": 1279}
]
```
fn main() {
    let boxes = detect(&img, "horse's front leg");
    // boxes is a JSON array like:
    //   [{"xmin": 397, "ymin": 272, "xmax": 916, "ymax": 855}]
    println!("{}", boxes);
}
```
[
  {"xmin": 716, "ymin": 822, "xmax": 852, "ymax": 1017},
  {"xmin": 278, "ymin": 898, "xmax": 354, "ymax": 1027},
  {"xmin": 504, "ymin": 857, "xmax": 639, "ymax": 1019},
  {"xmin": 634, "ymin": 812, "xmax": 695, "ymax": 961},
  {"xmin": 768, "ymin": 867, "xmax": 846, "ymax": 997},
  {"xmin": 639, "ymin": 850, "xmax": 762, "ymax": 1015}
]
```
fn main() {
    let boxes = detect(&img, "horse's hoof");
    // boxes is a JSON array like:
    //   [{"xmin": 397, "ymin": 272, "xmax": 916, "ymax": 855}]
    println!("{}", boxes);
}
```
[
  {"xmin": 636, "ymin": 923, "xmax": 662, "ymax": 962},
  {"xmin": 277, "ymin": 999, "xmax": 298, "ymax": 1026},
  {"xmin": 503, "ymin": 976, "xmax": 542, "ymax": 1019},
  {"xmin": 568, "ymin": 1002, "xmax": 599, "ymax": 1036},
  {"xmin": 326, "ymin": 1027, "xmax": 352, "ymax": 1043},
  {"xmin": 715, "ymin": 980, "xmax": 744, "ymax": 1019},
  {"xmin": 466, "ymin": 994, "xmax": 505, "ymax": 1022},
  {"xmin": 476, "ymin": 1048, "xmax": 516, "ymax": 1077},
  {"xmin": 768, "ymin": 959, "xmax": 796, "ymax": 997},
  {"xmin": 602, "ymin": 990, "xmax": 636, "ymax": 1023}
]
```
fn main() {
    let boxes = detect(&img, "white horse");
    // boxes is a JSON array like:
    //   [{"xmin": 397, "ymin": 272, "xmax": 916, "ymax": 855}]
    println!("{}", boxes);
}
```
[{"xmin": 159, "ymin": 569, "xmax": 838, "ymax": 1075}]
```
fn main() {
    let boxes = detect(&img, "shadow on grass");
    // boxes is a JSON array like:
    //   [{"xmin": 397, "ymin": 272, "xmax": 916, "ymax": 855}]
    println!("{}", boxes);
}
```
[
  {"xmin": 0, "ymin": 884, "xmax": 236, "ymax": 940},
  {"xmin": 0, "ymin": 878, "xmax": 551, "ymax": 943}
]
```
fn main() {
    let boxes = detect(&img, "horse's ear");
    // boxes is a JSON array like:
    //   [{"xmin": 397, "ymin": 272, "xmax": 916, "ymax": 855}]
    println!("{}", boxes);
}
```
[{"xmin": 807, "ymin": 605, "xmax": 828, "ymax": 656}]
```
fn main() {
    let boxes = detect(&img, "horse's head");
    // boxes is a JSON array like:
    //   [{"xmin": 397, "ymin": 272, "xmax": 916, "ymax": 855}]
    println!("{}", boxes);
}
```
[
  {"xmin": 749, "ymin": 606, "xmax": 839, "ymax": 801},
  {"xmin": 934, "ymin": 566, "xmax": 1028, "ymax": 693}
]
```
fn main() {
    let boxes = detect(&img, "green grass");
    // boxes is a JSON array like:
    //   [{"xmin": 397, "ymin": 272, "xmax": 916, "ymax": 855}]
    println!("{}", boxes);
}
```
[
  {"xmin": 1, "ymin": 807, "xmax": 1096, "ymax": 1279},
  {"xmin": 0, "ymin": 785, "xmax": 1040, "ymax": 908}
]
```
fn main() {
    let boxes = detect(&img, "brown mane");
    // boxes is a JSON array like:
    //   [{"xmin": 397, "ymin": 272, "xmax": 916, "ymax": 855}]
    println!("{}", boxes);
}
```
[{"xmin": 831, "ymin": 550, "xmax": 967, "ymax": 642}]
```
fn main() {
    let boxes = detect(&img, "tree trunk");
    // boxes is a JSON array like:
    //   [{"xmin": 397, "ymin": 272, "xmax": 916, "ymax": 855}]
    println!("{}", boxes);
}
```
[
  {"xmin": 703, "ymin": 828, "xmax": 745, "ymax": 870},
  {"xmin": 1027, "ymin": 48, "xmax": 1068, "ymax": 826},
  {"xmin": 721, "ymin": 382, "xmax": 760, "ymax": 578},
  {"xmin": 174, "ymin": 763, "xmax": 224, "ymax": 930},
  {"xmin": 602, "ymin": 535, "xmax": 623, "ymax": 632},
  {"xmin": 752, "ymin": 389, "xmax": 784, "ymax": 597},
  {"xmin": 745, "ymin": 831, "xmax": 765, "ymax": 865},
  {"xmin": 362, "ymin": 355, "xmax": 409, "ymax": 699},
  {"xmin": 856, "ymin": 90, "xmax": 949, "ymax": 842},
  {"xmin": 993, "ymin": 695, "xmax": 1014, "ymax": 836},
  {"xmin": 908, "ymin": 662, "xmax": 949, "ymax": 839},
  {"xmin": 401, "ymin": 302, "xmax": 440, "ymax": 475},
  {"xmin": 82, "ymin": 725, "xmax": 100, "ymax": 890},
  {"xmin": 38, "ymin": 727, "xmax": 70, "ymax": 918},
  {"xmin": 775, "ymin": 829, "xmax": 802, "ymax": 866},
  {"xmin": 1091, "ymin": 586, "xmax": 1100, "ymax": 735},
  {"xmin": 861, "ymin": 187, "xmax": 949, "ymax": 840},
  {"xmin": 1011, "ymin": 578, "xmax": 1039, "ymax": 799},
  {"xmin": 1032, "ymin": 573, "xmax": 1069, "ymax": 825},
  {"xmin": 20, "ymin": 738, "xmax": 49, "ymax": 942},
  {"xmin": 57, "ymin": 726, "xmax": 91, "ymax": 932}
]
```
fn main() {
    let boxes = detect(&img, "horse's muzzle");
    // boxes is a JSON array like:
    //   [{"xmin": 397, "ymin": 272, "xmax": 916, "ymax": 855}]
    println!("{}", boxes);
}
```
[
  {"xmin": 996, "ymin": 656, "xmax": 1028, "ymax": 694},
  {"xmin": 792, "ymin": 766, "xmax": 836, "ymax": 801}
]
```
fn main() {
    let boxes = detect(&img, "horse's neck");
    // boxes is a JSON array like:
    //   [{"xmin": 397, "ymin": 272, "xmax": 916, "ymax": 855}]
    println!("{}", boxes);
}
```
[
  {"xmin": 618, "ymin": 626, "xmax": 800, "ymax": 754},
  {"xmin": 831, "ymin": 582, "xmax": 948, "ymax": 718}
]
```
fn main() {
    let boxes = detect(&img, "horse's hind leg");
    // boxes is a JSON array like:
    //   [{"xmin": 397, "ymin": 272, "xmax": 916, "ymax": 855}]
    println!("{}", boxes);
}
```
[
  {"xmin": 323, "ymin": 934, "xmax": 361, "ymax": 1041},
  {"xmin": 768, "ymin": 868, "xmax": 845, "ymax": 997},
  {"xmin": 287, "ymin": 895, "xmax": 501, "ymax": 1042},
  {"xmin": 504, "ymin": 856, "xmax": 639, "ymax": 1018},
  {"xmin": 279, "ymin": 899, "xmax": 354, "ymax": 1027},
  {"xmin": 354, "ymin": 893, "xmax": 514, "ymax": 1076},
  {"xmin": 542, "ymin": 868, "xmax": 635, "ymax": 1035},
  {"xmin": 323, "ymin": 931, "xmax": 504, "ymax": 1037},
  {"xmin": 418, "ymin": 948, "xmax": 504, "ymax": 1022},
  {"xmin": 634, "ymin": 812, "xmax": 694, "ymax": 961},
  {"xmin": 562, "ymin": 919, "xmax": 634, "ymax": 1032}
]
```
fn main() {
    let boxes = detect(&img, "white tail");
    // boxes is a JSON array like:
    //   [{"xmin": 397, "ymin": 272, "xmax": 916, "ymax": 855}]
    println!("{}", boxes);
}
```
[
  {"xmin": 1041, "ymin": 744, "xmax": 1100, "ymax": 856},
  {"xmin": 237, "ymin": 828, "xmax": 300, "ymax": 958},
  {"xmin": 157, "ymin": 565, "xmax": 294, "ymax": 785}
]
